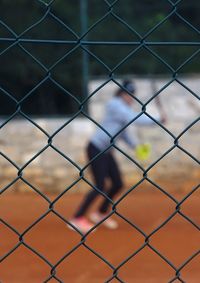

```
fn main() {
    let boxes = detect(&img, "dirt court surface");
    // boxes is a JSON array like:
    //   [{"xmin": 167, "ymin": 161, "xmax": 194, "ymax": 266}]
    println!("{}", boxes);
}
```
[{"xmin": 0, "ymin": 185, "xmax": 200, "ymax": 283}]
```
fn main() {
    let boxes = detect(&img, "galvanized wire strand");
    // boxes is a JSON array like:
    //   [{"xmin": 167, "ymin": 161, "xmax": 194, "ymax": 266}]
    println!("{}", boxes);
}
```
[
  {"xmin": 2, "ymin": 38, "xmax": 200, "ymax": 46},
  {"xmin": 174, "ymin": 250, "xmax": 200, "ymax": 278},
  {"xmin": 175, "ymin": 117, "xmax": 200, "ymax": 143},
  {"xmin": 103, "ymin": 0, "xmax": 142, "ymax": 40},
  {"xmin": 0, "ymin": 219, "xmax": 54, "ymax": 269},
  {"xmin": 44, "ymin": 211, "xmax": 120, "ymax": 282},
  {"xmin": 0, "ymin": 176, "xmax": 20, "ymax": 195},
  {"xmin": 0, "ymin": 8, "xmax": 51, "ymax": 57},
  {"xmin": 80, "ymin": 45, "xmax": 112, "ymax": 72},
  {"xmin": 175, "ymin": 48, "xmax": 200, "ymax": 73},
  {"xmin": 47, "ymin": 9, "xmax": 79, "ymax": 39},
  {"xmin": 175, "ymin": 78, "xmax": 200, "ymax": 100},
  {"xmin": 170, "ymin": 1, "xmax": 200, "ymax": 35}
]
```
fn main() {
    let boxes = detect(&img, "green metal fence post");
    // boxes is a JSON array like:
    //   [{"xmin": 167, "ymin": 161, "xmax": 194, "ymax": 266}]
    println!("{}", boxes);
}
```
[{"xmin": 80, "ymin": 0, "xmax": 89, "ymax": 113}]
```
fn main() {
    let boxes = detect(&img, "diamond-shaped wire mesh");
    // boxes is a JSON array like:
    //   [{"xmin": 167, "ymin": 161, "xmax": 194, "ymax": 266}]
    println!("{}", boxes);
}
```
[{"xmin": 0, "ymin": 0, "xmax": 199, "ymax": 282}]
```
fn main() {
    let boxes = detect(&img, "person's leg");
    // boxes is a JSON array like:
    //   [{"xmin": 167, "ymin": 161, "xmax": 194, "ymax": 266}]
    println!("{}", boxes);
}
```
[
  {"xmin": 89, "ymin": 152, "xmax": 123, "ymax": 229},
  {"xmin": 98, "ymin": 152, "xmax": 123, "ymax": 214},
  {"xmin": 74, "ymin": 143, "xmax": 109, "ymax": 218}
]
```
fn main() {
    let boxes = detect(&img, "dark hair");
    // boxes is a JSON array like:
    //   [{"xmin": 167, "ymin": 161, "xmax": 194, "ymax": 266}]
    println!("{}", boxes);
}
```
[{"xmin": 115, "ymin": 80, "xmax": 136, "ymax": 96}]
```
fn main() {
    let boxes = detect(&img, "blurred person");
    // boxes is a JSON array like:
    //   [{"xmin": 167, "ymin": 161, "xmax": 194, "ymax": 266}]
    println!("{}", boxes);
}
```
[{"xmin": 69, "ymin": 80, "xmax": 166, "ymax": 233}]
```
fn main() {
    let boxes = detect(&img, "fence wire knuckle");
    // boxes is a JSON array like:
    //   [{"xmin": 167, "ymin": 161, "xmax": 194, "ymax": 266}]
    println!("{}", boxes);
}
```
[{"xmin": 0, "ymin": 0, "xmax": 199, "ymax": 282}]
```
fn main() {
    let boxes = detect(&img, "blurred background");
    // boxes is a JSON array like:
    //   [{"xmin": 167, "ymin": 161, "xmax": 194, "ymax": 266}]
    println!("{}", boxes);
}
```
[
  {"xmin": 0, "ymin": 0, "xmax": 199, "ymax": 193},
  {"xmin": 0, "ymin": 1, "xmax": 199, "ymax": 282}
]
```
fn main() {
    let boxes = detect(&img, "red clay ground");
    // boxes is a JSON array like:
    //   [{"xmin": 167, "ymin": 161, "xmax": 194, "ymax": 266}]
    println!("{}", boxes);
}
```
[{"xmin": 0, "ymin": 184, "xmax": 199, "ymax": 283}]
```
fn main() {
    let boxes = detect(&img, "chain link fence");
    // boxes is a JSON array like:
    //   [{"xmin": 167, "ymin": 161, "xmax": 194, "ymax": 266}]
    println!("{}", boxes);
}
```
[{"xmin": 0, "ymin": 0, "xmax": 199, "ymax": 282}]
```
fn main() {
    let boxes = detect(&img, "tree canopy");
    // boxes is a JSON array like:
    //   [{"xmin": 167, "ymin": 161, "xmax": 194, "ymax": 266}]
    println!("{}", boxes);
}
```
[{"xmin": 0, "ymin": 0, "xmax": 199, "ymax": 115}]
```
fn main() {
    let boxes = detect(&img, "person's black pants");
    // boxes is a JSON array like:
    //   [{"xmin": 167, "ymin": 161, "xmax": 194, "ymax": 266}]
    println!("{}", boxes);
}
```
[{"xmin": 75, "ymin": 142, "xmax": 123, "ymax": 218}]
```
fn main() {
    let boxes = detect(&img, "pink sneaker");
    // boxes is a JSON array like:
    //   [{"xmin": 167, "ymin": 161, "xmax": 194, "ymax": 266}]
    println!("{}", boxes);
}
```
[
  {"xmin": 68, "ymin": 217, "xmax": 94, "ymax": 234},
  {"xmin": 89, "ymin": 212, "xmax": 118, "ymax": 229}
]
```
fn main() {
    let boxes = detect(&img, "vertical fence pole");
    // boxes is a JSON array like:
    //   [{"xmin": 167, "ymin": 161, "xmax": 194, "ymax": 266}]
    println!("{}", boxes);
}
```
[{"xmin": 80, "ymin": 0, "xmax": 89, "ymax": 113}]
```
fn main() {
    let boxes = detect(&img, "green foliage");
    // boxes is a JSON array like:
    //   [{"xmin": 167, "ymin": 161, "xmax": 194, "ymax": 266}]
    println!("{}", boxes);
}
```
[{"xmin": 0, "ymin": 0, "xmax": 199, "ymax": 115}]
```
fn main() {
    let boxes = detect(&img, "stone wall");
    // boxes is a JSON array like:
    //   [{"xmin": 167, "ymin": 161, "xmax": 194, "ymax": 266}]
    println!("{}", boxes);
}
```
[{"xmin": 0, "ymin": 76, "xmax": 199, "ymax": 193}]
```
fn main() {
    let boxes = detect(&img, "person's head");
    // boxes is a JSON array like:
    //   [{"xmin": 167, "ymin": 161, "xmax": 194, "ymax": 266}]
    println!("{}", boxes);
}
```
[{"xmin": 115, "ymin": 80, "xmax": 136, "ymax": 105}]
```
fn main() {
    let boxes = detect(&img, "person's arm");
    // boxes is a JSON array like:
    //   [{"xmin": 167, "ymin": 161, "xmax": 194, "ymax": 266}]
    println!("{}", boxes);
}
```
[
  {"xmin": 119, "ymin": 130, "xmax": 136, "ymax": 148},
  {"xmin": 120, "ymin": 104, "xmax": 154, "ymax": 126},
  {"xmin": 135, "ymin": 112, "xmax": 166, "ymax": 125},
  {"xmin": 122, "ymin": 106, "xmax": 166, "ymax": 126},
  {"xmin": 134, "ymin": 113, "xmax": 155, "ymax": 125},
  {"xmin": 119, "ymin": 129, "xmax": 152, "ymax": 161}
]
